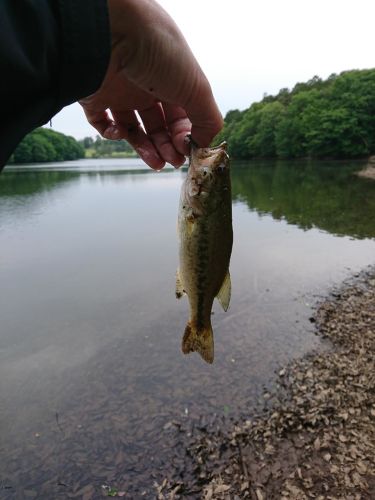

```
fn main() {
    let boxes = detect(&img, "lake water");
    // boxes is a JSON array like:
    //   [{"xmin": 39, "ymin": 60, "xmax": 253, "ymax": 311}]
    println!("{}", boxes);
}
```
[{"xmin": 1, "ymin": 158, "xmax": 375, "ymax": 497}]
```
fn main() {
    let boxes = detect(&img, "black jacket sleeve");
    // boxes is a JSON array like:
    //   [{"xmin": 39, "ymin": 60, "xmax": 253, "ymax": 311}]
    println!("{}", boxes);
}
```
[{"xmin": 0, "ymin": 0, "xmax": 111, "ymax": 169}]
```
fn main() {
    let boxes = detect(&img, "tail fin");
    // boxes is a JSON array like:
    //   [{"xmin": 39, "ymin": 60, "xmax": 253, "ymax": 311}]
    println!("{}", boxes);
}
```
[{"xmin": 182, "ymin": 321, "xmax": 214, "ymax": 364}]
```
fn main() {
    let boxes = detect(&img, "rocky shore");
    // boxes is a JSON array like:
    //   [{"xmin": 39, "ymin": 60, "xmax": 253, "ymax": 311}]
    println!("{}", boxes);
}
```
[{"xmin": 159, "ymin": 268, "xmax": 375, "ymax": 499}]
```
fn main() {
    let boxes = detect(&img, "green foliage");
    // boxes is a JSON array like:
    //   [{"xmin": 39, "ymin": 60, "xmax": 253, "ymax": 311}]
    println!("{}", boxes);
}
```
[
  {"xmin": 79, "ymin": 135, "xmax": 136, "ymax": 158},
  {"xmin": 223, "ymin": 69, "xmax": 375, "ymax": 159},
  {"xmin": 251, "ymin": 101, "xmax": 285, "ymax": 157},
  {"xmin": 8, "ymin": 128, "xmax": 84, "ymax": 164}
]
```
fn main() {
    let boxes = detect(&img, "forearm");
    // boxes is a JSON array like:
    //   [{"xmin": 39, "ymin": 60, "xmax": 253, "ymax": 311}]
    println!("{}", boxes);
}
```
[{"xmin": 0, "ymin": 0, "xmax": 111, "ymax": 169}]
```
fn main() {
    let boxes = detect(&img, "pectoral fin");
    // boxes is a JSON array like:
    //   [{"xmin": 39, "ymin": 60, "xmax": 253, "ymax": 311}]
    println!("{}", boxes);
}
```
[
  {"xmin": 186, "ymin": 216, "xmax": 195, "ymax": 236},
  {"xmin": 216, "ymin": 270, "xmax": 231, "ymax": 311},
  {"xmin": 175, "ymin": 269, "xmax": 185, "ymax": 299}
]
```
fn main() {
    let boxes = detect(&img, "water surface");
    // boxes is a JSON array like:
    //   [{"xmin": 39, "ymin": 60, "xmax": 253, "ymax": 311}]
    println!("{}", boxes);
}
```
[{"xmin": 1, "ymin": 158, "xmax": 374, "ymax": 497}]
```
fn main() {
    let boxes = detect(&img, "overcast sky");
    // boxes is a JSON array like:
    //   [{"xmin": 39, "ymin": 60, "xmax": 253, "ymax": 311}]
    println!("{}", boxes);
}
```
[{"xmin": 50, "ymin": 0, "xmax": 374, "ymax": 139}]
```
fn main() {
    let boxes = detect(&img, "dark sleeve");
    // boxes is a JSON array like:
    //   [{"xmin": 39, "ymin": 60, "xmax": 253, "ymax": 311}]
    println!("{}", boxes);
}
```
[{"xmin": 0, "ymin": 0, "xmax": 111, "ymax": 169}]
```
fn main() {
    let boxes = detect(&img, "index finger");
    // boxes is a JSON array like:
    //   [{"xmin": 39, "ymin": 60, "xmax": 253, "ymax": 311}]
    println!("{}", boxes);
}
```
[{"xmin": 162, "ymin": 104, "xmax": 191, "ymax": 156}]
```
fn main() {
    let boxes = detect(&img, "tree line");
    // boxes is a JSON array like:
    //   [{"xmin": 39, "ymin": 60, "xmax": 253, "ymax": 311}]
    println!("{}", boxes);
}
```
[
  {"xmin": 216, "ymin": 69, "xmax": 375, "ymax": 159},
  {"xmin": 7, "ymin": 130, "xmax": 137, "ymax": 165},
  {"xmin": 79, "ymin": 136, "xmax": 136, "ymax": 158},
  {"xmin": 8, "ymin": 128, "xmax": 85, "ymax": 164}
]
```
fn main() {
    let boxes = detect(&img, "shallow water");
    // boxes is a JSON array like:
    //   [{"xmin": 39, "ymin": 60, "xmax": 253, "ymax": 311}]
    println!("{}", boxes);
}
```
[{"xmin": 1, "ymin": 158, "xmax": 374, "ymax": 497}]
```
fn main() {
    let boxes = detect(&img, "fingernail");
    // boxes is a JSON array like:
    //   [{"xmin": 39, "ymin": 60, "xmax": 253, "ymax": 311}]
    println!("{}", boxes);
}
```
[
  {"xmin": 136, "ymin": 146, "xmax": 165, "ymax": 170},
  {"xmin": 173, "ymin": 157, "xmax": 186, "ymax": 169}
]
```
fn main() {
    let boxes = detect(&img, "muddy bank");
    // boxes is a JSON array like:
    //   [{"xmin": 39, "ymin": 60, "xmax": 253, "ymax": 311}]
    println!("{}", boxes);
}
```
[{"xmin": 160, "ymin": 267, "xmax": 375, "ymax": 499}]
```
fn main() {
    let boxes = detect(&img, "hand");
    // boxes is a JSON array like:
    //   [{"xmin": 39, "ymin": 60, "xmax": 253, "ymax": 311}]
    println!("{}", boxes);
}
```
[{"xmin": 79, "ymin": 0, "xmax": 223, "ymax": 169}]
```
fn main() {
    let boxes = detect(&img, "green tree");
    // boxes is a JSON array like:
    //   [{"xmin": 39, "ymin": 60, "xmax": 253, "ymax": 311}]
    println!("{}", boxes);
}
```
[
  {"xmin": 223, "ymin": 69, "xmax": 375, "ymax": 160},
  {"xmin": 11, "ymin": 137, "xmax": 33, "ymax": 163},
  {"xmin": 251, "ymin": 101, "xmax": 285, "ymax": 157},
  {"xmin": 81, "ymin": 136, "xmax": 94, "ymax": 148},
  {"xmin": 275, "ymin": 91, "xmax": 315, "ymax": 158},
  {"xmin": 30, "ymin": 134, "xmax": 56, "ymax": 162},
  {"xmin": 79, "ymin": 135, "xmax": 135, "ymax": 157},
  {"xmin": 9, "ymin": 128, "xmax": 85, "ymax": 164}
]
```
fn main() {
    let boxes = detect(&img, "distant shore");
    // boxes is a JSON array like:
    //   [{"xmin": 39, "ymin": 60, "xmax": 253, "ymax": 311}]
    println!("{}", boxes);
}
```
[
  {"xmin": 160, "ymin": 267, "xmax": 375, "ymax": 499},
  {"xmin": 84, "ymin": 151, "xmax": 138, "ymax": 159}
]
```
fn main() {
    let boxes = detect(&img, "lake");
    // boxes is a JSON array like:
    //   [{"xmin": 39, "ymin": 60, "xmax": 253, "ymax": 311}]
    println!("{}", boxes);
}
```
[{"xmin": 1, "ymin": 158, "xmax": 375, "ymax": 497}]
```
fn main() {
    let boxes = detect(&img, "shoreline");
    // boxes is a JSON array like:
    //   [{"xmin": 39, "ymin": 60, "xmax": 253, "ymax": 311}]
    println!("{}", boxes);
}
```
[{"xmin": 159, "ymin": 267, "xmax": 375, "ymax": 499}]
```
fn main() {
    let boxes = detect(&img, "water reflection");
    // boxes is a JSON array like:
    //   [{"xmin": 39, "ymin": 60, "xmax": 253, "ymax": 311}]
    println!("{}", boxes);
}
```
[
  {"xmin": 0, "ymin": 165, "xmax": 170, "ymax": 198},
  {"xmin": 0, "ymin": 165, "xmax": 179, "ymax": 230},
  {"xmin": 231, "ymin": 160, "xmax": 375, "ymax": 239},
  {"xmin": 3, "ymin": 159, "xmax": 374, "ymax": 239}
]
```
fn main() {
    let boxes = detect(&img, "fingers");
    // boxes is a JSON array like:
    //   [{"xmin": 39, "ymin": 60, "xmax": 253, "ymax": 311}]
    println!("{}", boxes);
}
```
[
  {"xmin": 112, "ymin": 103, "xmax": 191, "ymax": 168},
  {"xmin": 138, "ymin": 103, "xmax": 185, "ymax": 167},
  {"xmin": 81, "ymin": 101, "xmax": 165, "ymax": 169},
  {"xmin": 111, "ymin": 109, "xmax": 165, "ymax": 170},
  {"xmin": 80, "ymin": 106, "xmax": 121, "ymax": 140},
  {"xmin": 82, "ymin": 99, "xmax": 209, "ymax": 169},
  {"xmin": 162, "ymin": 104, "xmax": 192, "ymax": 156}
]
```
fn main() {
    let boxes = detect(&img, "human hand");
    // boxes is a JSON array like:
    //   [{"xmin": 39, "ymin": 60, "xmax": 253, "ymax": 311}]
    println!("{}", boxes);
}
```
[{"xmin": 79, "ymin": 0, "xmax": 223, "ymax": 169}]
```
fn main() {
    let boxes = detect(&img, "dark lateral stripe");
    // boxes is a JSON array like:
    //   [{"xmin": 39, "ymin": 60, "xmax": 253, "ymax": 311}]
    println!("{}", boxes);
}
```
[{"xmin": 196, "ymin": 220, "xmax": 209, "ymax": 326}]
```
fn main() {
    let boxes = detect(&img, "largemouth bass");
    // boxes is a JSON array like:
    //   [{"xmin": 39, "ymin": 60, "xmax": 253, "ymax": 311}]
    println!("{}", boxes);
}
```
[{"xmin": 176, "ymin": 141, "xmax": 233, "ymax": 364}]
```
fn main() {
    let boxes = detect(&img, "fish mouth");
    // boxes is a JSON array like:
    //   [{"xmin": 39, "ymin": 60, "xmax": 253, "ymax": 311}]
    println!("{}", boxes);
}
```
[
  {"xmin": 209, "ymin": 141, "xmax": 228, "ymax": 152},
  {"xmin": 188, "ymin": 137, "xmax": 229, "ymax": 169},
  {"xmin": 185, "ymin": 134, "xmax": 227, "ymax": 155}
]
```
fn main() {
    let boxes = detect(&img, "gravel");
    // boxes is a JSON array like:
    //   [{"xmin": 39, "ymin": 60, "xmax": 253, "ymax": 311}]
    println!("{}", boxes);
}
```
[{"xmin": 158, "ymin": 267, "xmax": 375, "ymax": 499}]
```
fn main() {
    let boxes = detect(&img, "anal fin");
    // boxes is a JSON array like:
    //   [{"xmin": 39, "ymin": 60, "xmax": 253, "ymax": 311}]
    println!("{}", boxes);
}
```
[{"xmin": 216, "ymin": 270, "xmax": 231, "ymax": 311}]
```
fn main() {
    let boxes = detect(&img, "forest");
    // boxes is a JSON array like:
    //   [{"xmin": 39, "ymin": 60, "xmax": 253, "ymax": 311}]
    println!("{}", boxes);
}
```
[
  {"xmin": 8, "ymin": 128, "xmax": 84, "ymax": 164},
  {"xmin": 216, "ymin": 69, "xmax": 375, "ymax": 159}
]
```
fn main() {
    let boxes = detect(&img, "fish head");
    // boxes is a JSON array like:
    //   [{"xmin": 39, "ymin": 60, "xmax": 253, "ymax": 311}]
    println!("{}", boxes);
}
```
[
  {"xmin": 191, "ymin": 140, "xmax": 229, "ymax": 173},
  {"xmin": 188, "ymin": 142, "xmax": 230, "ymax": 196}
]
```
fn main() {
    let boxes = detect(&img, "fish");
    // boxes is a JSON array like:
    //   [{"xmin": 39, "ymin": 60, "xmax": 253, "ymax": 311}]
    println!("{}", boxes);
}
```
[{"xmin": 176, "ymin": 141, "xmax": 233, "ymax": 364}]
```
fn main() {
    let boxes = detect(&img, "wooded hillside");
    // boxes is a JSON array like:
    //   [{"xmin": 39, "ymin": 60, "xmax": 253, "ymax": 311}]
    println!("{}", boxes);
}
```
[
  {"xmin": 216, "ymin": 69, "xmax": 375, "ymax": 159},
  {"xmin": 8, "ymin": 128, "xmax": 84, "ymax": 164}
]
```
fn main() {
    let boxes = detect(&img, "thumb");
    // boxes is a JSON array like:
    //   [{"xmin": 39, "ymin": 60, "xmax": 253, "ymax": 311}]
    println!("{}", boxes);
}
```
[{"xmin": 184, "ymin": 79, "xmax": 223, "ymax": 147}]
